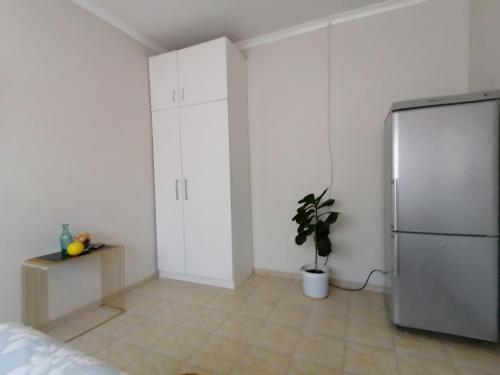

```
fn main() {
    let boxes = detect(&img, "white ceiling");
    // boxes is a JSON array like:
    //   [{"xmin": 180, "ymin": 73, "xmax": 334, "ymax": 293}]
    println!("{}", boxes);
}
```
[{"xmin": 75, "ymin": 0, "xmax": 390, "ymax": 52}]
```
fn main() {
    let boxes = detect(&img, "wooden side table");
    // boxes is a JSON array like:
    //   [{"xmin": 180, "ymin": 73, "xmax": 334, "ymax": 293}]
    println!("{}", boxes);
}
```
[{"xmin": 22, "ymin": 245, "xmax": 125, "ymax": 332}]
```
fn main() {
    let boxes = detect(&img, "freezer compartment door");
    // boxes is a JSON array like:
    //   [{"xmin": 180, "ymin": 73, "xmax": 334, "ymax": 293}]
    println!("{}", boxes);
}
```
[
  {"xmin": 392, "ymin": 100, "xmax": 499, "ymax": 235},
  {"xmin": 393, "ymin": 232, "xmax": 498, "ymax": 341}
]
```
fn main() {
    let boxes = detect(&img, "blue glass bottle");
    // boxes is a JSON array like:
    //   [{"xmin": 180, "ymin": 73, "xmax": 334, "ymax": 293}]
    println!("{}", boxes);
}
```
[{"xmin": 60, "ymin": 224, "xmax": 73, "ymax": 255}]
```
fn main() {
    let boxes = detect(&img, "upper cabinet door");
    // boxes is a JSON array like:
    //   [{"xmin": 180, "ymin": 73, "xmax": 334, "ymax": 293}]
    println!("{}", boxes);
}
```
[
  {"xmin": 178, "ymin": 38, "xmax": 228, "ymax": 107},
  {"xmin": 149, "ymin": 51, "xmax": 179, "ymax": 111}
]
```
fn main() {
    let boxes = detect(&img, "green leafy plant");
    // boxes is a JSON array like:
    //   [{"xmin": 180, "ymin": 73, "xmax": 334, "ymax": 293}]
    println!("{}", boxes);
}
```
[{"xmin": 292, "ymin": 188, "xmax": 339, "ymax": 272}]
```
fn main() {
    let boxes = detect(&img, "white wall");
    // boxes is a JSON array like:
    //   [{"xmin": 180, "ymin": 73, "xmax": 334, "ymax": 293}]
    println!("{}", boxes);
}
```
[
  {"xmin": 0, "ymin": 0, "xmax": 480, "ymax": 323},
  {"xmin": 469, "ymin": 0, "xmax": 500, "ymax": 91},
  {"xmin": 0, "ymin": 0, "xmax": 156, "ymax": 322},
  {"xmin": 246, "ymin": 0, "xmax": 470, "ymax": 287}
]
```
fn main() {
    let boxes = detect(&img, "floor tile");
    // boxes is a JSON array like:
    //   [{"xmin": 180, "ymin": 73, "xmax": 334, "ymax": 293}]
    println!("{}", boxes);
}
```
[
  {"xmin": 278, "ymin": 291, "xmax": 314, "ymax": 310},
  {"xmin": 444, "ymin": 339, "xmax": 500, "ymax": 375},
  {"xmin": 217, "ymin": 283, "xmax": 256, "ymax": 298},
  {"xmin": 344, "ymin": 342, "xmax": 398, "ymax": 375},
  {"xmin": 349, "ymin": 291, "xmax": 386, "ymax": 310},
  {"xmin": 248, "ymin": 287, "xmax": 285, "ymax": 303},
  {"xmin": 231, "ymin": 346, "xmax": 290, "ymax": 375},
  {"xmin": 393, "ymin": 330, "xmax": 447, "ymax": 362},
  {"xmin": 183, "ymin": 307, "xmax": 230, "ymax": 333},
  {"xmin": 98, "ymin": 340, "xmax": 145, "ymax": 369},
  {"xmin": 304, "ymin": 312, "xmax": 347, "ymax": 339},
  {"xmin": 150, "ymin": 286, "xmax": 188, "ymax": 301},
  {"xmin": 286, "ymin": 280, "xmax": 305, "ymax": 294},
  {"xmin": 267, "ymin": 305, "xmax": 309, "ymax": 329},
  {"xmin": 93, "ymin": 313, "xmax": 145, "ymax": 339},
  {"xmin": 187, "ymin": 335, "xmax": 248, "ymax": 374},
  {"xmin": 261, "ymin": 277, "xmax": 292, "ymax": 291},
  {"xmin": 397, "ymin": 353, "xmax": 456, "ymax": 375},
  {"xmin": 47, "ymin": 322, "xmax": 84, "ymax": 342},
  {"xmin": 152, "ymin": 327, "xmax": 209, "ymax": 360},
  {"xmin": 68, "ymin": 330, "xmax": 114, "ymax": 355},
  {"xmin": 327, "ymin": 287, "xmax": 351, "ymax": 303},
  {"xmin": 232, "ymin": 300, "xmax": 275, "ymax": 321},
  {"xmin": 153, "ymin": 302, "xmax": 199, "ymax": 325},
  {"xmin": 176, "ymin": 363, "xmax": 218, "ymax": 375},
  {"xmin": 243, "ymin": 275, "xmax": 278, "ymax": 289},
  {"xmin": 68, "ymin": 306, "xmax": 121, "ymax": 330},
  {"xmin": 206, "ymin": 295, "xmax": 245, "ymax": 313},
  {"xmin": 348, "ymin": 306, "xmax": 390, "ymax": 329},
  {"xmin": 287, "ymin": 360, "xmax": 342, "ymax": 375},
  {"xmin": 121, "ymin": 327, "xmax": 164, "ymax": 349},
  {"xmin": 113, "ymin": 311, "xmax": 147, "ymax": 325},
  {"xmin": 452, "ymin": 360, "xmax": 500, "ymax": 375},
  {"xmin": 178, "ymin": 289, "xmax": 218, "ymax": 306},
  {"xmin": 310, "ymin": 298, "xmax": 349, "ymax": 318},
  {"xmin": 443, "ymin": 339, "xmax": 500, "ymax": 364},
  {"xmin": 120, "ymin": 294, "xmax": 159, "ymax": 310},
  {"xmin": 293, "ymin": 331, "xmax": 344, "ymax": 368},
  {"xmin": 143, "ymin": 317, "xmax": 177, "ymax": 336},
  {"xmin": 126, "ymin": 351, "xmax": 181, "ymax": 375},
  {"xmin": 126, "ymin": 298, "xmax": 172, "ymax": 318},
  {"xmin": 252, "ymin": 323, "xmax": 301, "ymax": 355},
  {"xmin": 133, "ymin": 281, "xmax": 190, "ymax": 301},
  {"xmin": 215, "ymin": 315, "xmax": 264, "ymax": 343},
  {"xmin": 347, "ymin": 318, "xmax": 393, "ymax": 350}
]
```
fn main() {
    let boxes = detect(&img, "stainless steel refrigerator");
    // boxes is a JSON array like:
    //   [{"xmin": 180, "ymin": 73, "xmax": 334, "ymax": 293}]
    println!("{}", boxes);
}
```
[{"xmin": 385, "ymin": 90, "xmax": 500, "ymax": 342}]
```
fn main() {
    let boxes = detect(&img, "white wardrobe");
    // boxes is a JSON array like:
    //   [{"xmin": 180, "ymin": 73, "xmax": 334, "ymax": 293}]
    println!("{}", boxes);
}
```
[{"xmin": 148, "ymin": 37, "xmax": 253, "ymax": 289}]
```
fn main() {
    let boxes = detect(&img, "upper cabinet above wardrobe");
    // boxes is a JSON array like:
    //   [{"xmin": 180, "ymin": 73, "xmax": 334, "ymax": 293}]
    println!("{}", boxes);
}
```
[
  {"xmin": 149, "ymin": 38, "xmax": 229, "ymax": 111},
  {"xmin": 149, "ymin": 51, "xmax": 179, "ymax": 111},
  {"xmin": 178, "ymin": 38, "xmax": 228, "ymax": 107}
]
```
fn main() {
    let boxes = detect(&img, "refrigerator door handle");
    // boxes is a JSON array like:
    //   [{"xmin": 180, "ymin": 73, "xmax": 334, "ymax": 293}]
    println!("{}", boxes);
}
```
[
  {"xmin": 393, "ymin": 232, "xmax": 399, "ymax": 276},
  {"xmin": 392, "ymin": 178, "xmax": 398, "ymax": 231}
]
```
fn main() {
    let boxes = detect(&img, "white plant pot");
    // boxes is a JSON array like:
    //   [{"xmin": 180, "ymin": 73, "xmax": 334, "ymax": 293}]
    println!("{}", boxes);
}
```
[{"xmin": 300, "ymin": 263, "xmax": 330, "ymax": 299}]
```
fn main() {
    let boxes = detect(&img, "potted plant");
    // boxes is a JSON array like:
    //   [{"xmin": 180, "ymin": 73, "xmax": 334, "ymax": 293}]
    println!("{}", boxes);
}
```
[{"xmin": 292, "ymin": 188, "xmax": 339, "ymax": 299}]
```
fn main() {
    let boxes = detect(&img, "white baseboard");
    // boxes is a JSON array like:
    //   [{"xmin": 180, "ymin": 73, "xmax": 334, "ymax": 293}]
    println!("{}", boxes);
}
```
[
  {"xmin": 158, "ymin": 268, "xmax": 388, "ymax": 293},
  {"xmin": 159, "ymin": 271, "xmax": 235, "ymax": 289},
  {"xmin": 253, "ymin": 268, "xmax": 388, "ymax": 294},
  {"xmin": 253, "ymin": 268, "xmax": 301, "ymax": 280}
]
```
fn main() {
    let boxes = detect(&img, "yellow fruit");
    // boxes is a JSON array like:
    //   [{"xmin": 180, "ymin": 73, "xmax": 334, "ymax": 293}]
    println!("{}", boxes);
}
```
[{"xmin": 67, "ymin": 241, "xmax": 85, "ymax": 256}]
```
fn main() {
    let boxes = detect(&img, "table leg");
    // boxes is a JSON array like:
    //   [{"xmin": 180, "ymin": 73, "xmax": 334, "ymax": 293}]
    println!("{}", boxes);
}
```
[
  {"xmin": 100, "ymin": 245, "xmax": 125, "ymax": 309},
  {"xmin": 22, "ymin": 262, "xmax": 49, "ymax": 330}
]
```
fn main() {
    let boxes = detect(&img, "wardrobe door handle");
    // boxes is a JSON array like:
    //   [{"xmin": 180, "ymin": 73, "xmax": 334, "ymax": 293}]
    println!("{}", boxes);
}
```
[
  {"xmin": 181, "ymin": 88, "xmax": 184, "ymax": 100},
  {"xmin": 184, "ymin": 179, "xmax": 188, "ymax": 200},
  {"xmin": 172, "ymin": 90, "xmax": 176, "ymax": 102},
  {"xmin": 175, "ymin": 179, "xmax": 179, "ymax": 200}
]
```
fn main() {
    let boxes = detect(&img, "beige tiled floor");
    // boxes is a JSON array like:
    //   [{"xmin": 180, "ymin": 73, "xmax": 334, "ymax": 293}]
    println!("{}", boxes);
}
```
[
  {"xmin": 47, "ymin": 305, "xmax": 121, "ymax": 342},
  {"xmin": 61, "ymin": 275, "xmax": 500, "ymax": 375}
]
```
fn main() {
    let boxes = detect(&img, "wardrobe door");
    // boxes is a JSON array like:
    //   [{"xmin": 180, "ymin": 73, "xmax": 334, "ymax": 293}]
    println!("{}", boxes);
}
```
[
  {"xmin": 181, "ymin": 100, "xmax": 233, "ymax": 280},
  {"xmin": 152, "ymin": 109, "xmax": 185, "ymax": 274},
  {"xmin": 149, "ymin": 51, "xmax": 179, "ymax": 111},
  {"xmin": 177, "ymin": 38, "xmax": 228, "ymax": 107}
]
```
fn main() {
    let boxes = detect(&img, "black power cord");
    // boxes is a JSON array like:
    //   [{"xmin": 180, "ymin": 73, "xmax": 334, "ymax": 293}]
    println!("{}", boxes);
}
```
[{"xmin": 329, "ymin": 269, "xmax": 390, "ymax": 292}]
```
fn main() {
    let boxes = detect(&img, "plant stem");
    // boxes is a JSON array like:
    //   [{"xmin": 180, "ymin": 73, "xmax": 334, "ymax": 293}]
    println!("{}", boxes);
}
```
[{"xmin": 314, "ymin": 202, "xmax": 319, "ymax": 271}]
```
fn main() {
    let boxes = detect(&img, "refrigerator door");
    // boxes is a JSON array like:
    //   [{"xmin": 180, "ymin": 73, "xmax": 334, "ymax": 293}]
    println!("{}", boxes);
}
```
[
  {"xmin": 392, "ymin": 232, "xmax": 498, "ymax": 341},
  {"xmin": 392, "ymin": 100, "xmax": 499, "ymax": 235}
]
